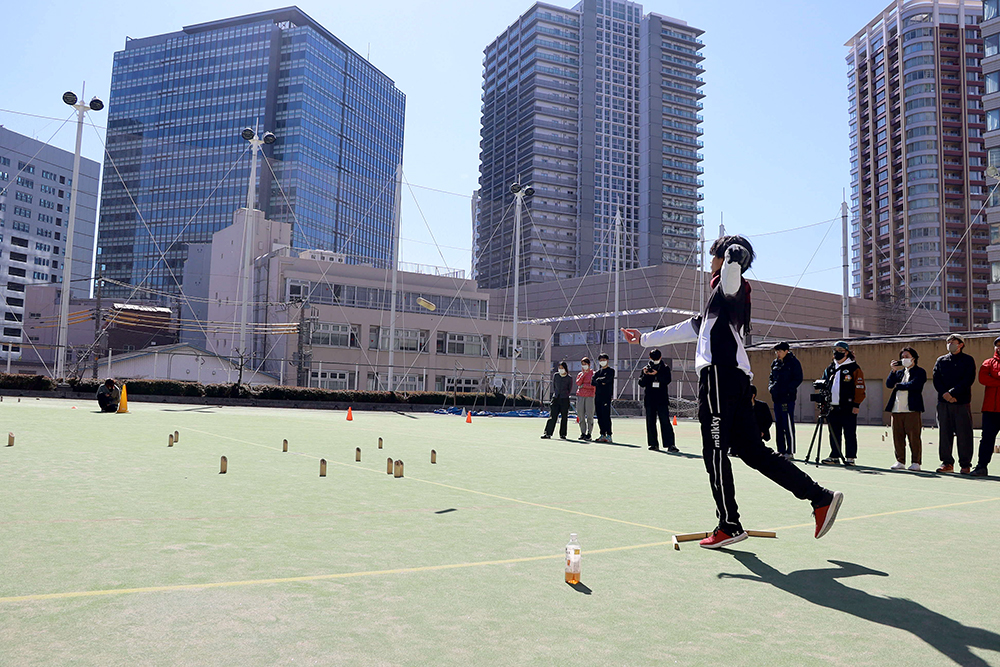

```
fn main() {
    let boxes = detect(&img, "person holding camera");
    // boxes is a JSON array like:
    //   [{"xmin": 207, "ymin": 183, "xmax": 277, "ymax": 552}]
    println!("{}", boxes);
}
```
[
  {"xmin": 885, "ymin": 347, "xmax": 925, "ymax": 471},
  {"xmin": 638, "ymin": 349, "xmax": 677, "ymax": 452},
  {"xmin": 821, "ymin": 341, "xmax": 866, "ymax": 466},
  {"xmin": 932, "ymin": 333, "xmax": 976, "ymax": 474},
  {"xmin": 591, "ymin": 353, "xmax": 615, "ymax": 443},
  {"xmin": 541, "ymin": 361, "xmax": 572, "ymax": 440},
  {"xmin": 623, "ymin": 235, "xmax": 843, "ymax": 550},
  {"xmin": 768, "ymin": 341, "xmax": 803, "ymax": 460}
]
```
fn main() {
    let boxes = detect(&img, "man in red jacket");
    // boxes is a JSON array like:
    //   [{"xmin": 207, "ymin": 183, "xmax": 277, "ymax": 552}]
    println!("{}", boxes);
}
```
[{"xmin": 973, "ymin": 336, "xmax": 1000, "ymax": 477}]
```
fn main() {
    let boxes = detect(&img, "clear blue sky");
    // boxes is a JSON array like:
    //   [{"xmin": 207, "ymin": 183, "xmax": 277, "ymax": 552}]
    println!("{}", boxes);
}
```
[{"xmin": 0, "ymin": 0, "xmax": 886, "ymax": 295}]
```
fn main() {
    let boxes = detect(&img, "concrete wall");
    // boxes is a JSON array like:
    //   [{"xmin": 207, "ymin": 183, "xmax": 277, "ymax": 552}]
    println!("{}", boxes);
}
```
[{"xmin": 748, "ymin": 333, "xmax": 999, "ymax": 428}]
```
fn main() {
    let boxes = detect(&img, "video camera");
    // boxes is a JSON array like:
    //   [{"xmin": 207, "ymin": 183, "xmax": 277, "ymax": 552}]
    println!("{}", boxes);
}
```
[{"xmin": 809, "ymin": 378, "xmax": 832, "ymax": 412}]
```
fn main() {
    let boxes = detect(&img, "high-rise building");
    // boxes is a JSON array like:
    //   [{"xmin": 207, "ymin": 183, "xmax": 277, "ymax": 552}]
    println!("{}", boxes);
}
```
[
  {"xmin": 98, "ymin": 7, "xmax": 405, "ymax": 299},
  {"xmin": 847, "ymin": 0, "xmax": 989, "ymax": 331},
  {"xmin": 0, "ymin": 126, "xmax": 100, "ymax": 362},
  {"xmin": 474, "ymin": 0, "xmax": 704, "ymax": 290},
  {"xmin": 983, "ymin": 0, "xmax": 1000, "ymax": 325}
]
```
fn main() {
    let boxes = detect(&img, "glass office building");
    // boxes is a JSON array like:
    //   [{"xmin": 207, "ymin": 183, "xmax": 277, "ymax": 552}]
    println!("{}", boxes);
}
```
[{"xmin": 98, "ymin": 7, "xmax": 405, "ymax": 298}]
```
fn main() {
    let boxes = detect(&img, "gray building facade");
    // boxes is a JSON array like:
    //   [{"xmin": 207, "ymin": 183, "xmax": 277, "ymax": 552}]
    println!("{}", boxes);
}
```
[
  {"xmin": 474, "ymin": 0, "xmax": 704, "ymax": 290},
  {"xmin": 984, "ymin": 0, "xmax": 1000, "ymax": 324},
  {"xmin": 98, "ymin": 7, "xmax": 405, "ymax": 300},
  {"xmin": 0, "ymin": 126, "xmax": 100, "ymax": 362}
]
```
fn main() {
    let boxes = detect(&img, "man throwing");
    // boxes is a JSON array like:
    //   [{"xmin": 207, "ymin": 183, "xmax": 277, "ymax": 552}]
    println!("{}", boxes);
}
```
[{"xmin": 623, "ymin": 235, "xmax": 843, "ymax": 549}]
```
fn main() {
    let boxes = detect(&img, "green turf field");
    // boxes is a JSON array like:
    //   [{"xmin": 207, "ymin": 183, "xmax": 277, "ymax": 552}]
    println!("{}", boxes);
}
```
[{"xmin": 1, "ymin": 397, "xmax": 999, "ymax": 666}]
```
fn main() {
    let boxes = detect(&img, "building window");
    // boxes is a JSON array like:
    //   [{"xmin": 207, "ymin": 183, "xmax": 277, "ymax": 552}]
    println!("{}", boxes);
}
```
[
  {"xmin": 987, "ymin": 34, "xmax": 1000, "ymax": 58},
  {"xmin": 310, "ymin": 323, "xmax": 359, "ymax": 348},
  {"xmin": 989, "ymin": 109, "xmax": 1000, "ymax": 132},
  {"xmin": 994, "ymin": 302, "xmax": 1000, "ymax": 322},
  {"xmin": 987, "ymin": 0, "xmax": 999, "ymax": 21},
  {"xmin": 437, "ymin": 332, "xmax": 487, "ymax": 356},
  {"xmin": 310, "ymin": 370, "xmax": 354, "ymax": 390},
  {"xmin": 435, "ymin": 376, "xmax": 481, "ymax": 393}
]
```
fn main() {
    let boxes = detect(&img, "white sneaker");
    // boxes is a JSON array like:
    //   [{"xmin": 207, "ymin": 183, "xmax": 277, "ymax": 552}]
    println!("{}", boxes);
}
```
[
  {"xmin": 845, "ymin": 458, "xmax": 856, "ymax": 466},
  {"xmin": 908, "ymin": 463, "xmax": 921, "ymax": 471},
  {"xmin": 890, "ymin": 462, "xmax": 905, "ymax": 470}
]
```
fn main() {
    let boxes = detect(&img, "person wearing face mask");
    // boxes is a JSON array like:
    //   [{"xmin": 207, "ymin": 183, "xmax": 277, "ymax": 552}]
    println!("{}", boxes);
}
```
[
  {"xmin": 821, "ymin": 342, "xmax": 866, "ymax": 466},
  {"xmin": 637, "ymin": 349, "xmax": 677, "ymax": 452},
  {"xmin": 973, "ymin": 336, "xmax": 1000, "ymax": 477},
  {"xmin": 885, "ymin": 347, "xmax": 925, "ymax": 471},
  {"xmin": 932, "ymin": 333, "xmax": 977, "ymax": 474},
  {"xmin": 575, "ymin": 357, "xmax": 596, "ymax": 440},
  {"xmin": 541, "ymin": 361, "xmax": 573, "ymax": 440},
  {"xmin": 622, "ymin": 235, "xmax": 843, "ymax": 549},
  {"xmin": 591, "ymin": 353, "xmax": 616, "ymax": 443}
]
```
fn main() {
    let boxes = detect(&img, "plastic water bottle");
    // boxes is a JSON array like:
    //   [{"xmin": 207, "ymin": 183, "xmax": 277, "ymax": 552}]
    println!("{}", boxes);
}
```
[{"xmin": 565, "ymin": 533, "xmax": 581, "ymax": 584}]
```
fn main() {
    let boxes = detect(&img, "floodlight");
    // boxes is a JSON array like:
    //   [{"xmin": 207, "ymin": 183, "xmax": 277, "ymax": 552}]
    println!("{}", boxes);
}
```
[
  {"xmin": 510, "ymin": 183, "xmax": 522, "ymax": 194},
  {"xmin": 987, "ymin": 165, "xmax": 999, "ymax": 180},
  {"xmin": 62, "ymin": 91, "xmax": 78, "ymax": 106},
  {"xmin": 241, "ymin": 127, "xmax": 256, "ymax": 141},
  {"xmin": 262, "ymin": 131, "xmax": 276, "ymax": 144},
  {"xmin": 524, "ymin": 186, "xmax": 535, "ymax": 197},
  {"xmin": 88, "ymin": 97, "xmax": 104, "ymax": 112}
]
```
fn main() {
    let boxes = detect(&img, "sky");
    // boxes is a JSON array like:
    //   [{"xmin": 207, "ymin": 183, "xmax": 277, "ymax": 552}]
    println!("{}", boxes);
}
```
[{"xmin": 0, "ymin": 0, "xmax": 890, "ymax": 296}]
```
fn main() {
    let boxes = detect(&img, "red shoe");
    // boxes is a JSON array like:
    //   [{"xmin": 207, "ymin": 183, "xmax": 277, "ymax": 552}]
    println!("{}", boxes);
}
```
[
  {"xmin": 699, "ymin": 528, "xmax": 748, "ymax": 549},
  {"xmin": 814, "ymin": 490, "xmax": 844, "ymax": 539},
  {"xmin": 936, "ymin": 464, "xmax": 954, "ymax": 473}
]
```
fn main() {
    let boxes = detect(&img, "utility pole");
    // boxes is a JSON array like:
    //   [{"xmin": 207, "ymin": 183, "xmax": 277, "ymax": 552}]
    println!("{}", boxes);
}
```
[
  {"xmin": 841, "ymin": 200, "xmax": 850, "ymax": 339},
  {"xmin": 295, "ymin": 299, "xmax": 312, "ymax": 387},
  {"xmin": 387, "ymin": 164, "xmax": 402, "ymax": 391},
  {"xmin": 91, "ymin": 273, "xmax": 102, "ymax": 379},
  {"xmin": 612, "ymin": 208, "xmax": 622, "ymax": 398}
]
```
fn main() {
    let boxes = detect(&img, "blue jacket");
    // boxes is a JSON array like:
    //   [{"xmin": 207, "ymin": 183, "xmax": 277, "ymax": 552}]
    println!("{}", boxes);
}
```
[
  {"xmin": 768, "ymin": 353, "xmax": 803, "ymax": 403},
  {"xmin": 884, "ymin": 366, "xmax": 926, "ymax": 413}
]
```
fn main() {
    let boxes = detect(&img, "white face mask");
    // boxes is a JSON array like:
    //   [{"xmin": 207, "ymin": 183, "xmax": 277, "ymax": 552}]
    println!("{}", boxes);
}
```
[
  {"xmin": 558, "ymin": 369, "xmax": 567, "ymax": 376},
  {"xmin": 948, "ymin": 343, "xmax": 960, "ymax": 354},
  {"xmin": 581, "ymin": 364, "xmax": 590, "ymax": 371},
  {"xmin": 901, "ymin": 358, "xmax": 913, "ymax": 368},
  {"xmin": 599, "ymin": 360, "xmax": 608, "ymax": 368}
]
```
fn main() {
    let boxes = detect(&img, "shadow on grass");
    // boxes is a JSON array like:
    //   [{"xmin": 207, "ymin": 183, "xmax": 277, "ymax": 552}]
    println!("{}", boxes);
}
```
[
  {"xmin": 567, "ymin": 582, "xmax": 592, "ymax": 595},
  {"xmin": 161, "ymin": 406, "xmax": 219, "ymax": 413},
  {"xmin": 587, "ymin": 440, "xmax": 641, "ymax": 449},
  {"xmin": 651, "ymin": 449, "xmax": 702, "ymax": 460},
  {"xmin": 434, "ymin": 508, "xmax": 457, "ymax": 514},
  {"xmin": 394, "ymin": 411, "xmax": 419, "ymax": 419},
  {"xmin": 718, "ymin": 550, "xmax": 1000, "ymax": 666}
]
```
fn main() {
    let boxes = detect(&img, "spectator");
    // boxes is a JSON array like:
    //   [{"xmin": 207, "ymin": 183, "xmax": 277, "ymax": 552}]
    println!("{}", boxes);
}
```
[
  {"xmin": 96, "ymin": 378, "xmax": 121, "ymax": 413},
  {"xmin": 768, "ymin": 341, "xmax": 803, "ymax": 460},
  {"xmin": 932, "ymin": 333, "xmax": 976, "ymax": 474},
  {"xmin": 885, "ymin": 347, "xmax": 925, "ymax": 472},
  {"xmin": 751, "ymin": 385, "xmax": 773, "ymax": 442},
  {"xmin": 821, "ymin": 342, "xmax": 866, "ymax": 466},
  {"xmin": 637, "ymin": 349, "xmax": 677, "ymax": 452},
  {"xmin": 575, "ymin": 357, "xmax": 596, "ymax": 440},
  {"xmin": 591, "ymin": 353, "xmax": 615, "ymax": 443},
  {"xmin": 973, "ymin": 336, "xmax": 1000, "ymax": 477},
  {"xmin": 541, "ymin": 362, "xmax": 572, "ymax": 440}
]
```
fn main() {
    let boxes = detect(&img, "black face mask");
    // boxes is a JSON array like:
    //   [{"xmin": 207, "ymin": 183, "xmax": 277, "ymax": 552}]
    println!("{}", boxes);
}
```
[{"xmin": 833, "ymin": 351, "xmax": 846, "ymax": 361}]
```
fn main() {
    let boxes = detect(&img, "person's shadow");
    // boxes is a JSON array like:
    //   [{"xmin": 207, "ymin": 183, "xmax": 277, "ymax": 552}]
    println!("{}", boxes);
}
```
[{"xmin": 718, "ymin": 551, "xmax": 1000, "ymax": 666}]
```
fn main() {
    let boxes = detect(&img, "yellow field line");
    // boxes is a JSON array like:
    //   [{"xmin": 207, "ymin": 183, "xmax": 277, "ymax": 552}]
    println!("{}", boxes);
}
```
[
  {"xmin": 765, "ymin": 495, "xmax": 1000, "ymax": 533},
  {"xmin": 0, "ymin": 540, "xmax": 674, "ymax": 603}
]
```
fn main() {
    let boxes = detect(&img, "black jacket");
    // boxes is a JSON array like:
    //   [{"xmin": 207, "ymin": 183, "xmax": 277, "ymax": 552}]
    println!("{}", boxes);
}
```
[
  {"xmin": 768, "ymin": 353, "xmax": 803, "ymax": 403},
  {"xmin": 754, "ymin": 400, "xmax": 773, "ymax": 441},
  {"xmin": 550, "ymin": 372, "xmax": 573, "ymax": 400},
  {"xmin": 884, "ymin": 366, "xmax": 926, "ymax": 413},
  {"xmin": 591, "ymin": 366, "xmax": 615, "ymax": 401},
  {"xmin": 637, "ymin": 361, "xmax": 671, "ymax": 403},
  {"xmin": 821, "ymin": 359, "xmax": 866, "ymax": 409},
  {"xmin": 932, "ymin": 352, "xmax": 976, "ymax": 404}
]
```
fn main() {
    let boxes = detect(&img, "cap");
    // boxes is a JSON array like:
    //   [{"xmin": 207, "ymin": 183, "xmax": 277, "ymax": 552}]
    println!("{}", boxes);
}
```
[
  {"xmin": 772, "ymin": 341, "xmax": 790, "ymax": 351},
  {"xmin": 834, "ymin": 341, "xmax": 850, "ymax": 351},
  {"xmin": 994, "ymin": 336, "xmax": 1000, "ymax": 346},
  {"xmin": 947, "ymin": 333, "xmax": 965, "ymax": 344}
]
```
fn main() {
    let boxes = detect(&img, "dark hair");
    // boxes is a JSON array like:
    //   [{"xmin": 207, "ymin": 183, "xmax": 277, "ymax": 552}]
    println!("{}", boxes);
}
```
[
  {"xmin": 598, "ymin": 353, "xmax": 609, "ymax": 360},
  {"xmin": 709, "ymin": 234, "xmax": 755, "ymax": 269},
  {"xmin": 581, "ymin": 357, "xmax": 591, "ymax": 365},
  {"xmin": 649, "ymin": 349, "xmax": 662, "ymax": 361},
  {"xmin": 104, "ymin": 378, "xmax": 115, "ymax": 387},
  {"xmin": 900, "ymin": 347, "xmax": 918, "ymax": 361},
  {"xmin": 558, "ymin": 361, "xmax": 569, "ymax": 370},
  {"xmin": 750, "ymin": 385, "xmax": 758, "ymax": 397}
]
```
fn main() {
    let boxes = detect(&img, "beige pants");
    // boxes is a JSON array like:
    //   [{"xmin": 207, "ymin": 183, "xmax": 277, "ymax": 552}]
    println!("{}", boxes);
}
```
[{"xmin": 891, "ymin": 411, "xmax": 922, "ymax": 465}]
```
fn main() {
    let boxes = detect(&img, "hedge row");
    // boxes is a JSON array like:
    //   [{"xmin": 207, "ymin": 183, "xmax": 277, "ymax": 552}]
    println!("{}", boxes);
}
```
[{"xmin": 0, "ymin": 375, "xmax": 650, "ymax": 410}]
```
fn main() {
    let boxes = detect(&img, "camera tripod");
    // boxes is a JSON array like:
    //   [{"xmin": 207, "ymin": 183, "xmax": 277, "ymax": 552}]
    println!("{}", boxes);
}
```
[{"xmin": 804, "ymin": 406, "xmax": 847, "ymax": 466}]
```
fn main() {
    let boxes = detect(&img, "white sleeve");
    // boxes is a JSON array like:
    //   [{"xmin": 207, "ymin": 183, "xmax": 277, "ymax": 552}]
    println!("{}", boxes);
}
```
[
  {"xmin": 720, "ymin": 257, "xmax": 742, "ymax": 297},
  {"xmin": 640, "ymin": 318, "xmax": 698, "ymax": 347}
]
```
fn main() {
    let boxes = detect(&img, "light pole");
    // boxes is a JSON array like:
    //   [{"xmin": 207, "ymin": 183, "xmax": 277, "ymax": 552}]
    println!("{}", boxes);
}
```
[
  {"xmin": 509, "ymin": 181, "xmax": 533, "ymax": 396},
  {"xmin": 55, "ymin": 87, "xmax": 103, "ymax": 381},
  {"xmin": 237, "ymin": 127, "xmax": 275, "ymax": 372}
]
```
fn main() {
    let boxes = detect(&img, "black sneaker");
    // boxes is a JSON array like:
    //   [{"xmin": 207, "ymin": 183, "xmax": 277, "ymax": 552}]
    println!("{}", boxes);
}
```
[
  {"xmin": 970, "ymin": 468, "xmax": 988, "ymax": 477},
  {"xmin": 648, "ymin": 446, "xmax": 660, "ymax": 451},
  {"xmin": 580, "ymin": 434, "xmax": 591, "ymax": 441},
  {"xmin": 559, "ymin": 435, "xmax": 567, "ymax": 440},
  {"xmin": 540, "ymin": 434, "xmax": 551, "ymax": 439},
  {"xmin": 667, "ymin": 447, "xmax": 680, "ymax": 453},
  {"xmin": 821, "ymin": 457, "xmax": 841, "ymax": 465}
]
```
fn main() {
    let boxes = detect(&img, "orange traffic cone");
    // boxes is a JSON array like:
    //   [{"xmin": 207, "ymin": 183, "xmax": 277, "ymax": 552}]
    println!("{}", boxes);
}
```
[
  {"xmin": 466, "ymin": 411, "xmax": 472, "ymax": 424},
  {"xmin": 346, "ymin": 407, "xmax": 353, "ymax": 421},
  {"xmin": 117, "ymin": 384, "xmax": 129, "ymax": 413},
  {"xmin": 673, "ymin": 415, "xmax": 678, "ymax": 426}
]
